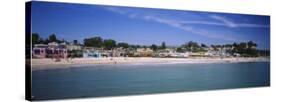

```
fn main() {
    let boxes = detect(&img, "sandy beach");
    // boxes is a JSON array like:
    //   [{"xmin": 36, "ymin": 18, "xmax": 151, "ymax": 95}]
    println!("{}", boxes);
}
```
[{"xmin": 30, "ymin": 57, "xmax": 270, "ymax": 70}]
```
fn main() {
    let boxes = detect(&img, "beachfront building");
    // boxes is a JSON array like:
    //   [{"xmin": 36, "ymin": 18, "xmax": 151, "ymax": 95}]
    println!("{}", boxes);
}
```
[
  {"xmin": 66, "ymin": 43, "xmax": 83, "ymax": 58},
  {"xmin": 223, "ymin": 46, "xmax": 233, "ymax": 57},
  {"xmin": 205, "ymin": 47, "xmax": 221, "ymax": 57},
  {"xmin": 125, "ymin": 48, "xmax": 137, "ymax": 57},
  {"xmin": 46, "ymin": 42, "xmax": 68, "ymax": 58},
  {"xmin": 171, "ymin": 52, "xmax": 189, "ymax": 58},
  {"xmin": 66, "ymin": 43, "xmax": 82, "ymax": 51},
  {"xmin": 233, "ymin": 53, "xmax": 241, "ymax": 57},
  {"xmin": 155, "ymin": 48, "xmax": 189, "ymax": 58},
  {"xmin": 134, "ymin": 48, "xmax": 154, "ymax": 57},
  {"xmin": 189, "ymin": 52, "xmax": 206, "ymax": 57},
  {"xmin": 204, "ymin": 46, "xmax": 233, "ymax": 57},
  {"xmin": 82, "ymin": 47, "xmax": 128, "ymax": 58},
  {"xmin": 156, "ymin": 48, "xmax": 174, "ymax": 57},
  {"xmin": 112, "ymin": 48, "xmax": 127, "ymax": 57},
  {"xmin": 83, "ymin": 50, "xmax": 102, "ymax": 58},
  {"xmin": 32, "ymin": 44, "xmax": 48, "ymax": 58},
  {"xmin": 82, "ymin": 47, "xmax": 102, "ymax": 58},
  {"xmin": 204, "ymin": 51, "xmax": 214, "ymax": 56},
  {"xmin": 32, "ymin": 42, "xmax": 68, "ymax": 59}
]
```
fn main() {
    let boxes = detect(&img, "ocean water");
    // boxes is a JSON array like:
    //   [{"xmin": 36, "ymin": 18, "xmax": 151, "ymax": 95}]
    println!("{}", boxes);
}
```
[{"xmin": 32, "ymin": 62, "xmax": 270, "ymax": 100}]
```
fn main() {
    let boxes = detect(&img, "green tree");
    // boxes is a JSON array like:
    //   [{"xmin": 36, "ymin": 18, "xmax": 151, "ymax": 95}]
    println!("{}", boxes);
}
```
[
  {"xmin": 44, "ymin": 38, "xmax": 50, "ymax": 44},
  {"xmin": 224, "ymin": 44, "xmax": 232, "ymax": 48},
  {"xmin": 142, "ymin": 45, "xmax": 148, "ymax": 48},
  {"xmin": 247, "ymin": 41, "xmax": 257, "ymax": 49},
  {"xmin": 49, "ymin": 34, "xmax": 58, "ymax": 42},
  {"xmin": 130, "ymin": 45, "xmax": 137, "ymax": 49},
  {"xmin": 150, "ymin": 44, "xmax": 158, "ymax": 51},
  {"xmin": 239, "ymin": 42, "xmax": 247, "ymax": 49},
  {"xmin": 161, "ymin": 42, "xmax": 166, "ymax": 49},
  {"xmin": 73, "ymin": 40, "xmax": 78, "ymax": 45},
  {"xmin": 83, "ymin": 36, "xmax": 103, "ymax": 47},
  {"xmin": 32, "ymin": 33, "xmax": 40, "ymax": 44},
  {"xmin": 232, "ymin": 43, "xmax": 239, "ymax": 53},
  {"xmin": 103, "ymin": 39, "xmax": 116, "ymax": 50},
  {"xmin": 246, "ymin": 41, "xmax": 258, "ymax": 57},
  {"xmin": 117, "ymin": 42, "xmax": 129, "ymax": 48},
  {"xmin": 176, "ymin": 47, "xmax": 184, "ymax": 53},
  {"xmin": 231, "ymin": 41, "xmax": 259, "ymax": 57},
  {"xmin": 136, "ymin": 45, "xmax": 141, "ymax": 48},
  {"xmin": 238, "ymin": 42, "xmax": 247, "ymax": 54},
  {"xmin": 183, "ymin": 41, "xmax": 200, "ymax": 52},
  {"xmin": 232, "ymin": 43, "xmax": 238, "ymax": 48},
  {"xmin": 201, "ymin": 43, "xmax": 208, "ymax": 48}
]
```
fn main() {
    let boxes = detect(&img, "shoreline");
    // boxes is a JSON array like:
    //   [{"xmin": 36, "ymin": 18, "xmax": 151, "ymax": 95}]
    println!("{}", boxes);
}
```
[{"xmin": 30, "ymin": 57, "xmax": 270, "ymax": 70}]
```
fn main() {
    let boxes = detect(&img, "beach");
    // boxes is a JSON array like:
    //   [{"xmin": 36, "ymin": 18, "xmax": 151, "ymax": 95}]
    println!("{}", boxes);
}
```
[{"xmin": 31, "ymin": 57, "xmax": 270, "ymax": 70}]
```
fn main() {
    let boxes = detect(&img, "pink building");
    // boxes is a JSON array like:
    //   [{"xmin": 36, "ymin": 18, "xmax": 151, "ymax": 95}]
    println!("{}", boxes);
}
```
[
  {"xmin": 32, "ymin": 47, "xmax": 46, "ymax": 58},
  {"xmin": 32, "ymin": 44, "xmax": 47, "ymax": 59},
  {"xmin": 46, "ymin": 48, "xmax": 68, "ymax": 58},
  {"xmin": 32, "ymin": 42, "xmax": 68, "ymax": 59}
]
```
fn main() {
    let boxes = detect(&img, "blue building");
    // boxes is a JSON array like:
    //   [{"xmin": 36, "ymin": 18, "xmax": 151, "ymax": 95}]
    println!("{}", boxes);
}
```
[{"xmin": 83, "ymin": 50, "xmax": 101, "ymax": 58}]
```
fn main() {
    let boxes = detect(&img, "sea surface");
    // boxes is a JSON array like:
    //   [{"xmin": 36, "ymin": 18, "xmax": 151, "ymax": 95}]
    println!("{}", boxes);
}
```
[{"xmin": 32, "ymin": 62, "xmax": 270, "ymax": 100}]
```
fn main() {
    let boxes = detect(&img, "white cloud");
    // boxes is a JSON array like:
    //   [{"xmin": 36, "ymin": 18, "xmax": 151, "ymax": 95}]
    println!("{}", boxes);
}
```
[
  {"xmin": 103, "ymin": 7, "xmax": 268, "ymax": 41},
  {"xmin": 132, "ymin": 15, "xmax": 239, "ymax": 41},
  {"xmin": 209, "ymin": 15, "xmax": 269, "ymax": 28},
  {"xmin": 105, "ymin": 7, "xmax": 129, "ymax": 15}
]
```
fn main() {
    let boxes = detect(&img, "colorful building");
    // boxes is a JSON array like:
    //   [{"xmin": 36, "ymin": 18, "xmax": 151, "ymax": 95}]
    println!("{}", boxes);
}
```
[{"xmin": 32, "ymin": 42, "xmax": 68, "ymax": 59}]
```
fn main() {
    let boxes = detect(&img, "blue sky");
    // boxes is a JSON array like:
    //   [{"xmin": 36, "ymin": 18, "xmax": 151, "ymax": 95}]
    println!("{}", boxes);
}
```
[{"xmin": 31, "ymin": 1, "xmax": 270, "ymax": 49}]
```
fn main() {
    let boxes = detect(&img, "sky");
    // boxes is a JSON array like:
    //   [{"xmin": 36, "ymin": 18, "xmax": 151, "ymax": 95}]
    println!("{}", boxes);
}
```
[{"xmin": 31, "ymin": 1, "xmax": 270, "ymax": 49}]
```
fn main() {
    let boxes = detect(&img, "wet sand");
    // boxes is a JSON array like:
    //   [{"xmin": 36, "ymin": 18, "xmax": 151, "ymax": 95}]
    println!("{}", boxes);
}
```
[{"xmin": 30, "ymin": 57, "xmax": 270, "ymax": 70}]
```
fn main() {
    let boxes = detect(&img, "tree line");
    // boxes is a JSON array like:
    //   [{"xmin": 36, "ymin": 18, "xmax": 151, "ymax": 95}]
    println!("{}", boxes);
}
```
[
  {"xmin": 83, "ymin": 36, "xmax": 168, "ymax": 50},
  {"xmin": 32, "ymin": 33, "xmax": 269, "ymax": 57},
  {"xmin": 32, "ymin": 33, "xmax": 170, "ymax": 51}
]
